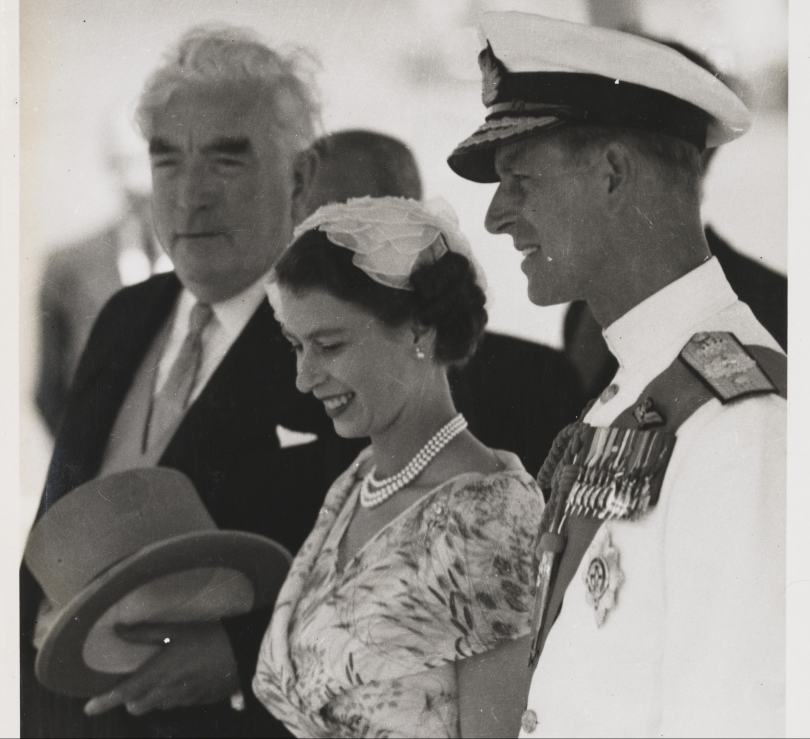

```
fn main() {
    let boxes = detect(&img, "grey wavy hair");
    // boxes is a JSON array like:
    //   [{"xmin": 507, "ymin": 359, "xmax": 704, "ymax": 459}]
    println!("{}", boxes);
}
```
[{"xmin": 135, "ymin": 24, "xmax": 321, "ymax": 161}]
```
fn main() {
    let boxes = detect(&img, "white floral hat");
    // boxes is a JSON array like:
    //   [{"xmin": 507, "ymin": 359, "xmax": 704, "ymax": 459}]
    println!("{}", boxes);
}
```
[{"xmin": 292, "ymin": 196, "xmax": 487, "ymax": 294}]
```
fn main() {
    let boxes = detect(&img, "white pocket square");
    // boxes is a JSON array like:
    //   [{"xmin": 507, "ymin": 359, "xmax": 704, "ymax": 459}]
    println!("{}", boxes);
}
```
[{"xmin": 276, "ymin": 425, "xmax": 318, "ymax": 448}]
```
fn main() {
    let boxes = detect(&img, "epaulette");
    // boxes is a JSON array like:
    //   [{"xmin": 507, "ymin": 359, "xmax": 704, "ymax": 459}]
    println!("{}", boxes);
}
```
[
  {"xmin": 528, "ymin": 330, "xmax": 785, "ymax": 666},
  {"xmin": 680, "ymin": 331, "xmax": 779, "ymax": 403}
]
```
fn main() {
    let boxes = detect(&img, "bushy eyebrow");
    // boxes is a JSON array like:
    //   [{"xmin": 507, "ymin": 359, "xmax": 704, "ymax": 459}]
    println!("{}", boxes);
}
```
[
  {"xmin": 149, "ymin": 138, "xmax": 180, "ymax": 155},
  {"xmin": 148, "ymin": 136, "xmax": 253, "ymax": 155},
  {"xmin": 202, "ymin": 137, "xmax": 252, "ymax": 155}
]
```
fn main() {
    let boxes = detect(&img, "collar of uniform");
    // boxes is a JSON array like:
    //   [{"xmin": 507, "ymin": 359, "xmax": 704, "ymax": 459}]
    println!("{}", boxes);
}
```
[
  {"xmin": 603, "ymin": 258, "xmax": 738, "ymax": 371},
  {"xmin": 175, "ymin": 271, "xmax": 272, "ymax": 341}
]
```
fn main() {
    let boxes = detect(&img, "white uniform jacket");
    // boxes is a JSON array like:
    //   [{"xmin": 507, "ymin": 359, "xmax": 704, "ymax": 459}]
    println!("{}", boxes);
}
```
[{"xmin": 521, "ymin": 259, "xmax": 786, "ymax": 738}]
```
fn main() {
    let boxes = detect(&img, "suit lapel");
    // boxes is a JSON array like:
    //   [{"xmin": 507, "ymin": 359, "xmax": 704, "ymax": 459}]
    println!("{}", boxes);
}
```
[
  {"xmin": 160, "ymin": 300, "xmax": 330, "ymax": 476},
  {"xmin": 41, "ymin": 274, "xmax": 181, "ymax": 516}
]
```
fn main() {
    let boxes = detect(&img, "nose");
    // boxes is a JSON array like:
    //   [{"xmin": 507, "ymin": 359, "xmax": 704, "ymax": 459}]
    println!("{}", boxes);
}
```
[
  {"xmin": 295, "ymin": 347, "xmax": 326, "ymax": 394},
  {"xmin": 177, "ymin": 159, "xmax": 216, "ymax": 213},
  {"xmin": 484, "ymin": 183, "xmax": 515, "ymax": 236}
]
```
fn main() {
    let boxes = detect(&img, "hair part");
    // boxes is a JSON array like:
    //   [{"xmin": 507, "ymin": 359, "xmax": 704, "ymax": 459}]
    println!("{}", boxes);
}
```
[
  {"xmin": 275, "ymin": 230, "xmax": 487, "ymax": 368},
  {"xmin": 136, "ymin": 24, "xmax": 321, "ymax": 162}
]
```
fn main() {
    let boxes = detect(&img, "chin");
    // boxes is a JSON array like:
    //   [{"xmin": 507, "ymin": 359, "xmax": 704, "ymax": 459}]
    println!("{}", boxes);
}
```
[
  {"xmin": 331, "ymin": 418, "xmax": 369, "ymax": 440},
  {"xmin": 527, "ymin": 285, "xmax": 561, "ymax": 307},
  {"xmin": 526, "ymin": 274, "xmax": 573, "ymax": 307}
]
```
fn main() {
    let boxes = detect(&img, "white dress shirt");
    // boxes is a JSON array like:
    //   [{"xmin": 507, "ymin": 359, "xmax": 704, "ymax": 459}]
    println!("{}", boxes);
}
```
[
  {"xmin": 155, "ymin": 274, "xmax": 271, "ymax": 404},
  {"xmin": 521, "ymin": 259, "xmax": 786, "ymax": 738}
]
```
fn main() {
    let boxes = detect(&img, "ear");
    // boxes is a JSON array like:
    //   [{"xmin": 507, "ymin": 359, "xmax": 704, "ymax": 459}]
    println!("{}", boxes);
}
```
[
  {"xmin": 290, "ymin": 147, "xmax": 320, "ymax": 226},
  {"xmin": 602, "ymin": 141, "xmax": 635, "ymax": 204},
  {"xmin": 410, "ymin": 322, "xmax": 437, "ymax": 357}
]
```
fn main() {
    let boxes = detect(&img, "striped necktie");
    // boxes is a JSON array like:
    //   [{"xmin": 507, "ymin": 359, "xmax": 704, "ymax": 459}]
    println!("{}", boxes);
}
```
[{"xmin": 145, "ymin": 301, "xmax": 214, "ymax": 451}]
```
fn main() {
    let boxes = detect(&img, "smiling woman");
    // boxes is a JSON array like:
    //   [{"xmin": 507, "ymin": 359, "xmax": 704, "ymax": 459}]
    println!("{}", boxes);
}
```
[{"xmin": 253, "ymin": 197, "xmax": 544, "ymax": 738}]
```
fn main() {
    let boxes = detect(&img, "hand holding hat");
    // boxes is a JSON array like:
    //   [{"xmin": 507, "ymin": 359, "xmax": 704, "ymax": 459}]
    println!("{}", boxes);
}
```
[
  {"xmin": 84, "ymin": 621, "xmax": 238, "ymax": 716},
  {"xmin": 24, "ymin": 468, "xmax": 292, "ymax": 700}
]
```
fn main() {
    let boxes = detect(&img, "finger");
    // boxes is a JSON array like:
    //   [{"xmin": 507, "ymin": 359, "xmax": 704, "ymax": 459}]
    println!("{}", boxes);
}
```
[
  {"xmin": 85, "ymin": 650, "xmax": 167, "ymax": 716},
  {"xmin": 85, "ymin": 689, "xmax": 126, "ymax": 716},
  {"xmin": 85, "ymin": 678, "xmax": 151, "ymax": 716},
  {"xmin": 115, "ymin": 621, "xmax": 180, "ymax": 645},
  {"xmin": 85, "ymin": 675, "xmax": 151, "ymax": 716},
  {"xmin": 125, "ymin": 680, "xmax": 195, "ymax": 716}
]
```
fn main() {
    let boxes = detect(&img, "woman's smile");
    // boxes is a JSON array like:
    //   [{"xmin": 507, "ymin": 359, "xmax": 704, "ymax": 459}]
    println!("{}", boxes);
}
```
[{"xmin": 320, "ymin": 391, "xmax": 356, "ymax": 416}]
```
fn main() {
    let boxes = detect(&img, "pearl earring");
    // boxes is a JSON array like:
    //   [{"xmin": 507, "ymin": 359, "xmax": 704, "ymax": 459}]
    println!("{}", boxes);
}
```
[{"xmin": 415, "ymin": 347, "xmax": 426, "ymax": 360}]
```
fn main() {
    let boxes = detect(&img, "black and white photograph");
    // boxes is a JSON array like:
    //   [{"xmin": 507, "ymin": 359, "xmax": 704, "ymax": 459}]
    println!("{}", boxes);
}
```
[{"xmin": 3, "ymin": 0, "xmax": 808, "ymax": 736}]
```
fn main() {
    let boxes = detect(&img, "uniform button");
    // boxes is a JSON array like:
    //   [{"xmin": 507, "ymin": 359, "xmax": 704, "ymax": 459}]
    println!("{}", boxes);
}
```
[
  {"xmin": 521, "ymin": 709, "xmax": 538, "ymax": 734},
  {"xmin": 600, "ymin": 383, "xmax": 619, "ymax": 403}
]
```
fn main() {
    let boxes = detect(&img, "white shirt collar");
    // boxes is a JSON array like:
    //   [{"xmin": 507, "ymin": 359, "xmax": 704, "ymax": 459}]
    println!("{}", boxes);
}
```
[
  {"xmin": 210, "ymin": 273, "xmax": 273, "ymax": 339},
  {"xmin": 175, "ymin": 271, "xmax": 273, "ymax": 341},
  {"xmin": 603, "ymin": 258, "xmax": 738, "ymax": 371}
]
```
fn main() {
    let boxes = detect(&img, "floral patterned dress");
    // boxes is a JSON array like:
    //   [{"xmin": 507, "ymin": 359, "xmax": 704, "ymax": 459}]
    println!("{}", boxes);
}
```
[{"xmin": 253, "ymin": 447, "xmax": 544, "ymax": 738}]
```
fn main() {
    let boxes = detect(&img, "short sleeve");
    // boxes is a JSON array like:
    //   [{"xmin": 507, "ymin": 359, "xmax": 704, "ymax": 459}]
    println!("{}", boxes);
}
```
[{"xmin": 416, "ymin": 472, "xmax": 544, "ymax": 661}]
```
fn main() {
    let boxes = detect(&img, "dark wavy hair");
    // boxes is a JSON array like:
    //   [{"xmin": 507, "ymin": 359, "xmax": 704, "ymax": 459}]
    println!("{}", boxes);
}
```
[{"xmin": 275, "ymin": 229, "xmax": 488, "ymax": 367}]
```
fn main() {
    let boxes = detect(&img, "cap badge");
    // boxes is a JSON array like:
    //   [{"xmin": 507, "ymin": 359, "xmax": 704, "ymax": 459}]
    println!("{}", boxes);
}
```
[
  {"xmin": 478, "ymin": 43, "xmax": 505, "ymax": 107},
  {"xmin": 632, "ymin": 396, "xmax": 665, "ymax": 429},
  {"xmin": 583, "ymin": 526, "xmax": 624, "ymax": 627}
]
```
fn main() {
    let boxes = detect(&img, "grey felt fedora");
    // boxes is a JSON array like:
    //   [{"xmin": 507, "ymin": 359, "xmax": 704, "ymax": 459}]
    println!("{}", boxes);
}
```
[{"xmin": 24, "ymin": 467, "xmax": 291, "ymax": 698}]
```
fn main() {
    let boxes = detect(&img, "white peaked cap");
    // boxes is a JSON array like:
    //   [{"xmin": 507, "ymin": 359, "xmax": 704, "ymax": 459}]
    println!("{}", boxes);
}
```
[{"xmin": 448, "ymin": 12, "xmax": 752, "ymax": 183}]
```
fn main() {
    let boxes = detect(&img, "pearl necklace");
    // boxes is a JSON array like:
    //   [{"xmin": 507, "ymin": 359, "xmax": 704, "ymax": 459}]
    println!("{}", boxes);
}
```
[{"xmin": 360, "ymin": 414, "xmax": 468, "ymax": 509}]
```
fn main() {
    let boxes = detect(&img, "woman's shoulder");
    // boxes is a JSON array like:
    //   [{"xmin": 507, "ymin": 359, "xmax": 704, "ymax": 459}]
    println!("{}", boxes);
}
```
[
  {"xmin": 438, "ymin": 449, "xmax": 544, "ymax": 525},
  {"xmin": 445, "ymin": 449, "xmax": 541, "ymax": 497}
]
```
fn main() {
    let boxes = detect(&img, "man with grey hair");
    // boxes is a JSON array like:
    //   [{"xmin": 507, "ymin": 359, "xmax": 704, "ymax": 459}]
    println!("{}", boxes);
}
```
[{"xmin": 21, "ymin": 25, "xmax": 360, "ymax": 738}]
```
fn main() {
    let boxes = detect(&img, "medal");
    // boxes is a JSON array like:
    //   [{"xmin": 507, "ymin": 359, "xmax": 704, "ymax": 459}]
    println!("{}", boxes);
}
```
[
  {"xmin": 528, "ymin": 532, "xmax": 565, "ymax": 667},
  {"xmin": 632, "ymin": 396, "xmax": 665, "ymax": 429},
  {"xmin": 583, "ymin": 525, "xmax": 625, "ymax": 626}
]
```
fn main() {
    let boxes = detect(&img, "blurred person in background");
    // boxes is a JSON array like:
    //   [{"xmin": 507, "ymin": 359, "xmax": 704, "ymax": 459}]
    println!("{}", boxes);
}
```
[
  {"xmin": 35, "ymin": 108, "xmax": 173, "ymax": 435},
  {"xmin": 21, "ymin": 25, "xmax": 362, "ymax": 739},
  {"xmin": 563, "ymin": 39, "xmax": 788, "ymax": 401},
  {"xmin": 303, "ymin": 129, "xmax": 582, "ymax": 476},
  {"xmin": 304, "ymin": 129, "xmax": 424, "ymax": 211}
]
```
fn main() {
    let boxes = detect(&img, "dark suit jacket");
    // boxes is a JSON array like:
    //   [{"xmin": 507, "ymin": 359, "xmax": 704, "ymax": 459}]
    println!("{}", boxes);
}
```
[
  {"xmin": 564, "ymin": 228, "xmax": 788, "ymax": 400},
  {"xmin": 705, "ymin": 226, "xmax": 787, "ymax": 351},
  {"xmin": 21, "ymin": 272, "xmax": 363, "ymax": 738},
  {"xmin": 450, "ymin": 331, "xmax": 582, "ymax": 480}
]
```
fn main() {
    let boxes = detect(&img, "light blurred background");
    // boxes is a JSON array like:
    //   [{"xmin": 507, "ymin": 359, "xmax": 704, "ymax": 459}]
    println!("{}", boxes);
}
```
[{"xmin": 20, "ymin": 0, "xmax": 788, "ymax": 546}]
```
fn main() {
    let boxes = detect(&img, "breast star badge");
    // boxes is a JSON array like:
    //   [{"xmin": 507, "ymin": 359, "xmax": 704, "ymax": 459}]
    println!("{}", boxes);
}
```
[{"xmin": 583, "ymin": 526, "xmax": 624, "ymax": 627}]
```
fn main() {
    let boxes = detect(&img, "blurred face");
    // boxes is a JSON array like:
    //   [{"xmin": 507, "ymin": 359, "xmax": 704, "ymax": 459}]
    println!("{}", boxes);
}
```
[
  {"xmin": 484, "ymin": 135, "xmax": 605, "ymax": 306},
  {"xmin": 276, "ymin": 287, "xmax": 422, "ymax": 439},
  {"xmin": 149, "ymin": 81, "xmax": 294, "ymax": 303}
]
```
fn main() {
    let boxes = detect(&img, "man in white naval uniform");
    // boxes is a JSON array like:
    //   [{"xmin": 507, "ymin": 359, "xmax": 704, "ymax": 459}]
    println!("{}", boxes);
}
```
[{"xmin": 447, "ymin": 13, "xmax": 786, "ymax": 739}]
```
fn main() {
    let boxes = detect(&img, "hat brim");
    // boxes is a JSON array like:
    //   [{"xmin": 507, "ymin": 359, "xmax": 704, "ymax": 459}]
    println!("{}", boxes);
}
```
[
  {"xmin": 35, "ymin": 530, "xmax": 291, "ymax": 698},
  {"xmin": 447, "ymin": 115, "xmax": 567, "ymax": 183}
]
